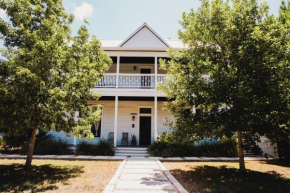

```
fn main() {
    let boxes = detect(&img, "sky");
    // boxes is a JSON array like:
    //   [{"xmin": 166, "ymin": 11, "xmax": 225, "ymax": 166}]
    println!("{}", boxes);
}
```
[
  {"xmin": 62, "ymin": 0, "xmax": 283, "ymax": 40},
  {"xmin": 0, "ymin": 0, "xmax": 284, "ymax": 42}
]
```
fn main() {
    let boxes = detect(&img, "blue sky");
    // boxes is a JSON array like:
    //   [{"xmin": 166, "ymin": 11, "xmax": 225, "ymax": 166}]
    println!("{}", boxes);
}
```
[
  {"xmin": 63, "ymin": 0, "xmax": 282, "ymax": 40},
  {"xmin": 0, "ymin": 0, "xmax": 284, "ymax": 42}
]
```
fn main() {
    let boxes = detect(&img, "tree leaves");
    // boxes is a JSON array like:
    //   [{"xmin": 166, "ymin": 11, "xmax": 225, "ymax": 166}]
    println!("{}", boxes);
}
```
[
  {"xmin": 0, "ymin": 0, "xmax": 111, "ymax": 139},
  {"xmin": 160, "ymin": 0, "xmax": 290, "ymax": 143}
]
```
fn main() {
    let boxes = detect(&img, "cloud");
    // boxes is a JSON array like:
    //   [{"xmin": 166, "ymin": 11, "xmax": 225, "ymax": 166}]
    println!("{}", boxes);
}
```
[
  {"xmin": 73, "ymin": 2, "xmax": 93, "ymax": 21},
  {"xmin": 0, "ymin": 9, "xmax": 7, "ymax": 19}
]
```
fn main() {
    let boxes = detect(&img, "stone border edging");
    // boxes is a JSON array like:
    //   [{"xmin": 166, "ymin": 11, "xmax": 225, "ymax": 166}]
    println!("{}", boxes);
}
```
[
  {"xmin": 103, "ymin": 159, "xmax": 127, "ymax": 193},
  {"xmin": 0, "ymin": 154, "xmax": 276, "ymax": 162},
  {"xmin": 156, "ymin": 160, "xmax": 188, "ymax": 193}
]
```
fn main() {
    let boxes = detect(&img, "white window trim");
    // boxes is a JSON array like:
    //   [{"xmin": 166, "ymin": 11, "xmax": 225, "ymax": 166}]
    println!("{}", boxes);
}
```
[
  {"xmin": 138, "ymin": 106, "xmax": 154, "ymax": 145},
  {"xmin": 90, "ymin": 105, "xmax": 104, "ymax": 139}
]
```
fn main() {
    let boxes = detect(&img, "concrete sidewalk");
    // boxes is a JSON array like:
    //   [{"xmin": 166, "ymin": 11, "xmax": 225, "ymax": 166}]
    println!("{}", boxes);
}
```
[
  {"xmin": 103, "ymin": 158, "xmax": 187, "ymax": 193},
  {"xmin": 0, "ymin": 154, "xmax": 274, "ymax": 161}
]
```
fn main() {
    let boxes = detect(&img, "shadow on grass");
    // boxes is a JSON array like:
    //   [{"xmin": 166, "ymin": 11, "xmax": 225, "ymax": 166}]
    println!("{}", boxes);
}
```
[
  {"xmin": 0, "ymin": 164, "xmax": 84, "ymax": 192},
  {"xmin": 170, "ymin": 165, "xmax": 290, "ymax": 193},
  {"xmin": 260, "ymin": 160, "xmax": 290, "ymax": 167}
]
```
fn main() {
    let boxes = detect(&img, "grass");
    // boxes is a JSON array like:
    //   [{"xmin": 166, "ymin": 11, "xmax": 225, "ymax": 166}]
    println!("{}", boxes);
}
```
[
  {"xmin": 0, "ymin": 159, "xmax": 120, "ymax": 193},
  {"xmin": 163, "ymin": 160, "xmax": 290, "ymax": 193}
]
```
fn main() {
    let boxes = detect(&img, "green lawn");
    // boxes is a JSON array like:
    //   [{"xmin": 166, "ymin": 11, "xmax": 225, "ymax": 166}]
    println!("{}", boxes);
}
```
[
  {"xmin": 0, "ymin": 159, "xmax": 120, "ymax": 193},
  {"xmin": 163, "ymin": 160, "xmax": 290, "ymax": 193}
]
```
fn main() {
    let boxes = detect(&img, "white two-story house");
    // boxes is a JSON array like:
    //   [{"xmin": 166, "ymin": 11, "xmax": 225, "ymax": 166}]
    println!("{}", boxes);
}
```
[
  {"xmin": 50, "ymin": 23, "xmax": 186, "ymax": 151},
  {"xmin": 50, "ymin": 23, "xmax": 277, "ymax": 157}
]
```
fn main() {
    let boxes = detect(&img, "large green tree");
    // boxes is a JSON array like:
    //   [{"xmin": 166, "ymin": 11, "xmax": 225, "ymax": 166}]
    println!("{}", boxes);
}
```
[
  {"xmin": 263, "ymin": 0, "xmax": 290, "ymax": 161},
  {"xmin": 160, "ymin": 0, "xmax": 290, "ymax": 171},
  {"xmin": 0, "ymin": 0, "xmax": 111, "ymax": 168}
]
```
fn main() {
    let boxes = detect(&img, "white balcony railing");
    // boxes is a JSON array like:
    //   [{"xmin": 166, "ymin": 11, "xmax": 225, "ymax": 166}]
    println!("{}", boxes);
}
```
[{"xmin": 96, "ymin": 73, "xmax": 168, "ymax": 88}]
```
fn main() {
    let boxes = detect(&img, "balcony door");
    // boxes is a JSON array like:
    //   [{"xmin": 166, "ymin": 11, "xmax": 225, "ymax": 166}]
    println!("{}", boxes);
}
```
[{"xmin": 140, "ymin": 68, "xmax": 151, "ymax": 88}]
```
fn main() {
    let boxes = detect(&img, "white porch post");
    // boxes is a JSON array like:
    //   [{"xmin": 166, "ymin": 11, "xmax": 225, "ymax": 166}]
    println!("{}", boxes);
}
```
[
  {"xmin": 73, "ymin": 136, "xmax": 77, "ymax": 146},
  {"xmin": 73, "ymin": 111, "xmax": 79, "ymax": 146},
  {"xmin": 192, "ymin": 105, "xmax": 196, "ymax": 114},
  {"xmin": 154, "ymin": 96, "xmax": 158, "ymax": 141},
  {"xmin": 155, "ymin": 56, "xmax": 157, "ymax": 89},
  {"xmin": 116, "ymin": 56, "xmax": 120, "ymax": 88},
  {"xmin": 114, "ymin": 96, "xmax": 118, "ymax": 147}
]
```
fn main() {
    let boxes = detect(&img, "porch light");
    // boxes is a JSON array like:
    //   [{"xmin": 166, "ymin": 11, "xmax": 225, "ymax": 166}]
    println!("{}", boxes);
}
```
[
  {"xmin": 132, "ymin": 116, "xmax": 135, "ymax": 121},
  {"xmin": 132, "ymin": 124, "xmax": 135, "ymax": 128},
  {"xmin": 133, "ymin": 66, "xmax": 137, "ymax": 71}
]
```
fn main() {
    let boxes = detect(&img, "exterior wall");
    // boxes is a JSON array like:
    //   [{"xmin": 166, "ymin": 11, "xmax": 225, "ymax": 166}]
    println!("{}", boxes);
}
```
[
  {"xmin": 258, "ymin": 136, "xmax": 278, "ymax": 157},
  {"xmin": 121, "ymin": 27, "xmax": 168, "ymax": 48},
  {"xmin": 107, "ymin": 63, "xmax": 166, "ymax": 74},
  {"xmin": 48, "ymin": 130, "xmax": 75, "ymax": 145},
  {"xmin": 49, "ymin": 100, "xmax": 173, "ymax": 146}
]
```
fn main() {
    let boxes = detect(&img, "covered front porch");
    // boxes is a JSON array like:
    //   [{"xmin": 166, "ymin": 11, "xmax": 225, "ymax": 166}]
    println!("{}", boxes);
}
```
[
  {"xmin": 88, "ymin": 96, "xmax": 173, "ymax": 147},
  {"xmin": 95, "ymin": 56, "xmax": 169, "ymax": 89}
]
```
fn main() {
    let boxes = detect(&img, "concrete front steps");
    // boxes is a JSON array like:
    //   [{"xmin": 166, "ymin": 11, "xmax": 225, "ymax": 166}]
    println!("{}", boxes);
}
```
[{"xmin": 115, "ymin": 147, "xmax": 148, "ymax": 157}]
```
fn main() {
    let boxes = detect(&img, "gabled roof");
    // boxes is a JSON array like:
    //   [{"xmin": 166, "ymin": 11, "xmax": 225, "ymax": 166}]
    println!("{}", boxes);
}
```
[{"xmin": 118, "ymin": 23, "xmax": 170, "ymax": 48}]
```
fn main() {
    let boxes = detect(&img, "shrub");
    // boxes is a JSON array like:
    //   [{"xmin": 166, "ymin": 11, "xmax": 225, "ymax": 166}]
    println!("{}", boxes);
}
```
[
  {"xmin": 0, "ymin": 137, "xmax": 2, "ymax": 149},
  {"xmin": 96, "ymin": 139, "xmax": 115, "ymax": 155},
  {"xmin": 243, "ymin": 133, "xmax": 263, "ymax": 156},
  {"xmin": 76, "ymin": 139, "xmax": 114, "ymax": 156},
  {"xmin": 148, "ymin": 140, "xmax": 237, "ymax": 157},
  {"xmin": 21, "ymin": 131, "xmax": 72, "ymax": 155},
  {"xmin": 75, "ymin": 141, "xmax": 96, "ymax": 155},
  {"xmin": 1, "ymin": 132, "xmax": 30, "ymax": 153}
]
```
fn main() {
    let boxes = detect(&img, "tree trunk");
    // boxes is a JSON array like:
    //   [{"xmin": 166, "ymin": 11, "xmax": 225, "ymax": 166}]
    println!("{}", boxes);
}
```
[
  {"xmin": 237, "ymin": 130, "xmax": 246, "ymax": 172},
  {"xmin": 25, "ymin": 127, "xmax": 38, "ymax": 169},
  {"xmin": 276, "ymin": 140, "xmax": 283, "ymax": 161}
]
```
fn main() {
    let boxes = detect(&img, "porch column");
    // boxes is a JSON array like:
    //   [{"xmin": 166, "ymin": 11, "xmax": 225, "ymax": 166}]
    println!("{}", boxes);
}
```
[
  {"xmin": 155, "ymin": 56, "xmax": 158, "ymax": 89},
  {"xmin": 116, "ymin": 56, "xmax": 120, "ymax": 88},
  {"xmin": 192, "ymin": 105, "xmax": 196, "ymax": 114},
  {"xmin": 74, "ymin": 111, "xmax": 79, "ymax": 146},
  {"xmin": 114, "ymin": 96, "xmax": 118, "ymax": 147},
  {"xmin": 154, "ymin": 96, "xmax": 158, "ymax": 141}
]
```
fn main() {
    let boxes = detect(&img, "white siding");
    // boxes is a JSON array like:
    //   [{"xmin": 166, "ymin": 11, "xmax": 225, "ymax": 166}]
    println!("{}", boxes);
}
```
[
  {"xmin": 157, "ymin": 102, "xmax": 173, "ymax": 134},
  {"xmin": 107, "ymin": 63, "xmax": 166, "ymax": 74},
  {"xmin": 47, "ymin": 131, "xmax": 75, "ymax": 145},
  {"xmin": 49, "ymin": 100, "xmax": 173, "ymax": 146},
  {"xmin": 121, "ymin": 27, "xmax": 168, "ymax": 48},
  {"xmin": 258, "ymin": 136, "xmax": 278, "ymax": 157}
]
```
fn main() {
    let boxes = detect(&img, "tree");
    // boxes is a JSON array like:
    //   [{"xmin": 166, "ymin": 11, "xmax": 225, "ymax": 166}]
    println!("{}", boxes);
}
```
[
  {"xmin": 160, "ymin": 0, "xmax": 289, "ymax": 171},
  {"xmin": 263, "ymin": 0, "xmax": 290, "ymax": 161},
  {"xmin": 0, "ymin": 0, "xmax": 111, "ymax": 168},
  {"xmin": 279, "ymin": 0, "xmax": 290, "ymax": 23}
]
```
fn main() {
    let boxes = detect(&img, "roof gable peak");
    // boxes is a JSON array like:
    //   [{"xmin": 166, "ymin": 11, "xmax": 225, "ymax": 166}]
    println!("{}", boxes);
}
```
[{"xmin": 119, "ymin": 23, "xmax": 169, "ymax": 48}]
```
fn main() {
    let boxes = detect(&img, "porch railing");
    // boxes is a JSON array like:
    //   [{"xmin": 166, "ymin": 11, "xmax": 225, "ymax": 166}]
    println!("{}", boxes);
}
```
[{"xmin": 96, "ymin": 73, "xmax": 169, "ymax": 88}]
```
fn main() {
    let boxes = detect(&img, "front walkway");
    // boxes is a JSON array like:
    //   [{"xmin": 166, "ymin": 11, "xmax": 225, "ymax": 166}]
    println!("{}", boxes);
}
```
[
  {"xmin": 103, "ymin": 158, "xmax": 187, "ymax": 193},
  {"xmin": 0, "ymin": 155, "xmax": 275, "ymax": 193}
]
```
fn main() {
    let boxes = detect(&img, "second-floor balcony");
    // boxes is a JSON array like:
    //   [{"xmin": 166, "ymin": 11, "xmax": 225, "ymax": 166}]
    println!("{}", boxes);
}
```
[{"xmin": 96, "ymin": 73, "xmax": 168, "ymax": 89}]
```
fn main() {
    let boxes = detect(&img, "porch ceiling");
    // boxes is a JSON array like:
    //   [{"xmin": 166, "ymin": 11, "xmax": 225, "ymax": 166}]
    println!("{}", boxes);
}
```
[{"xmin": 91, "ymin": 88, "xmax": 166, "ymax": 97}]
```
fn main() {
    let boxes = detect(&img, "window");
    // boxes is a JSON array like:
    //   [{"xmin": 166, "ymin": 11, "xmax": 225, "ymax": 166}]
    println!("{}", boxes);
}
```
[
  {"xmin": 79, "ymin": 108, "xmax": 102, "ymax": 138},
  {"xmin": 91, "ymin": 107, "xmax": 102, "ymax": 137},
  {"xmin": 140, "ymin": 108, "xmax": 151, "ymax": 114},
  {"xmin": 91, "ymin": 120, "xmax": 101, "ymax": 137}
]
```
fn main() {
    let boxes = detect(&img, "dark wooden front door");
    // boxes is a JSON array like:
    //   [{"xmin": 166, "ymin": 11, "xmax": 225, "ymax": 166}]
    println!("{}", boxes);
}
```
[
  {"xmin": 140, "ymin": 69, "xmax": 151, "ymax": 87},
  {"xmin": 139, "ymin": 116, "xmax": 151, "ymax": 146}
]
